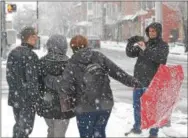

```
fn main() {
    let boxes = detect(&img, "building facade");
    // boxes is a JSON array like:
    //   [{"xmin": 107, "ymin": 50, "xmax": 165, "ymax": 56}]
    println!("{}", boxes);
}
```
[{"xmin": 69, "ymin": 1, "xmax": 183, "ymax": 43}]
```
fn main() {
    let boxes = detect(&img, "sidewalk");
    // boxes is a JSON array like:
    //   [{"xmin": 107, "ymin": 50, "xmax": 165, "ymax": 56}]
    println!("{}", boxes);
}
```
[{"xmin": 1, "ymin": 94, "xmax": 187, "ymax": 137}]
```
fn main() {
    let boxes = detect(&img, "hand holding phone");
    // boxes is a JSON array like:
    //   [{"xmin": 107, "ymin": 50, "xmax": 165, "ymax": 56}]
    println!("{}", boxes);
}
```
[{"xmin": 137, "ymin": 41, "xmax": 146, "ymax": 51}]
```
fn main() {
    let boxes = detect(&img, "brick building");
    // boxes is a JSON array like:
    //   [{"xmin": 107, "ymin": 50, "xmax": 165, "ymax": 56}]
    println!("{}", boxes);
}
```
[{"xmin": 69, "ymin": 1, "xmax": 182, "ymax": 43}]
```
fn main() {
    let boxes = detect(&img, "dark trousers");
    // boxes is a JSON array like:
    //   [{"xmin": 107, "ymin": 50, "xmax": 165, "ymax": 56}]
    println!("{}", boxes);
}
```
[
  {"xmin": 13, "ymin": 106, "xmax": 35, "ymax": 138},
  {"xmin": 76, "ymin": 110, "xmax": 111, "ymax": 138},
  {"xmin": 133, "ymin": 88, "xmax": 159, "ymax": 136}
]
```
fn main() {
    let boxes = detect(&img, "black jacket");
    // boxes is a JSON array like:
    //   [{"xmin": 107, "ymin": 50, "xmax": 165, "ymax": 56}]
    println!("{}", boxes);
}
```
[
  {"xmin": 37, "ymin": 34, "xmax": 75, "ymax": 119},
  {"xmin": 45, "ymin": 47, "xmax": 141, "ymax": 113},
  {"xmin": 37, "ymin": 54, "xmax": 75, "ymax": 119},
  {"xmin": 126, "ymin": 22, "xmax": 169, "ymax": 87},
  {"xmin": 6, "ymin": 43, "xmax": 39, "ymax": 108}
]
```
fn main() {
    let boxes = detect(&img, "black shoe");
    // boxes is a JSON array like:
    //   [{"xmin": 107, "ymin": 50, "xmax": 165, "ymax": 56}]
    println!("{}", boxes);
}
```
[{"xmin": 125, "ymin": 128, "xmax": 142, "ymax": 136}]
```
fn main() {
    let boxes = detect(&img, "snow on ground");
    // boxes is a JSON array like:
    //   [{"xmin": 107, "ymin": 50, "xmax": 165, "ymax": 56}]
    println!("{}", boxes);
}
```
[{"xmin": 2, "ymin": 95, "xmax": 187, "ymax": 137}]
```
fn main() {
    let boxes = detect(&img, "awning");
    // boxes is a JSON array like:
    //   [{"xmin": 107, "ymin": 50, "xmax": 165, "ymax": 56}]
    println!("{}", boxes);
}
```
[
  {"xmin": 73, "ymin": 2, "xmax": 82, "ymax": 8},
  {"xmin": 118, "ymin": 9, "xmax": 148, "ymax": 22},
  {"xmin": 105, "ymin": 17, "xmax": 117, "ymax": 25},
  {"xmin": 122, "ymin": 14, "xmax": 138, "ymax": 21},
  {"xmin": 75, "ymin": 21, "xmax": 92, "ymax": 27}
]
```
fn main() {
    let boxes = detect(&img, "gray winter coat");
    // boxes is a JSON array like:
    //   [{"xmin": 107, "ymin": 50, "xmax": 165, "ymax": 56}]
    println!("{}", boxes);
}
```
[{"xmin": 37, "ymin": 34, "xmax": 75, "ymax": 119}]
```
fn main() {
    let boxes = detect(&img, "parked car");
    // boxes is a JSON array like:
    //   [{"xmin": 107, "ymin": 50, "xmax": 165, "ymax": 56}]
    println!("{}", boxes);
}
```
[
  {"xmin": 169, "ymin": 42, "xmax": 186, "ymax": 55},
  {"xmin": 87, "ymin": 35, "xmax": 101, "ymax": 49}
]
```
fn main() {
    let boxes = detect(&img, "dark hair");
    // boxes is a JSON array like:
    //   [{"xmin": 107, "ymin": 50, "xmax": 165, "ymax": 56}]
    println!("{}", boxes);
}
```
[{"xmin": 20, "ymin": 26, "xmax": 36, "ymax": 42}]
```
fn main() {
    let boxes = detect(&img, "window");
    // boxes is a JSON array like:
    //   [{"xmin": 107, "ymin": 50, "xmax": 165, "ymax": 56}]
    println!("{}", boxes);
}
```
[
  {"xmin": 140, "ymin": 1, "xmax": 155, "ymax": 10},
  {"xmin": 88, "ymin": 2, "xmax": 92, "ymax": 10}
]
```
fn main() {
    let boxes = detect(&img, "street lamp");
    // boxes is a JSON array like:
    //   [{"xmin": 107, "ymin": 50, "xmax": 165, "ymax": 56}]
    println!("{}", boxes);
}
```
[
  {"xmin": 137, "ymin": 9, "xmax": 148, "ymax": 36},
  {"xmin": 36, "ymin": 1, "xmax": 39, "ymax": 33},
  {"xmin": 102, "ymin": 3, "xmax": 106, "ymax": 40},
  {"xmin": 36, "ymin": 1, "xmax": 40, "ymax": 49}
]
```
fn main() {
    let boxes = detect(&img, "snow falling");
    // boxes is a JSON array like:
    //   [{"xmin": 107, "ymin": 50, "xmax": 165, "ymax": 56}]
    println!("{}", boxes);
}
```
[{"xmin": 1, "ymin": 1, "xmax": 187, "ymax": 138}]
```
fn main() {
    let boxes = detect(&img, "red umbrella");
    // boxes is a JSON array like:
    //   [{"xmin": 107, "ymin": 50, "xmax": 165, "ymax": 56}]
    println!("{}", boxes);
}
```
[{"xmin": 141, "ymin": 65, "xmax": 184, "ymax": 129}]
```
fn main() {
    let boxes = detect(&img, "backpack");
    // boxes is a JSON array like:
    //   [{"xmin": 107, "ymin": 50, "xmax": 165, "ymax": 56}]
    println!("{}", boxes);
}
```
[
  {"xmin": 37, "ymin": 59, "xmax": 75, "ymax": 119},
  {"xmin": 82, "ymin": 63, "xmax": 108, "ymax": 108}
]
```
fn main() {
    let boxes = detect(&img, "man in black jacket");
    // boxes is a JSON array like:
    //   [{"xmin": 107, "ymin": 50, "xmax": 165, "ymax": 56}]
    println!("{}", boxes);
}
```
[
  {"xmin": 44, "ymin": 35, "xmax": 143, "ymax": 138},
  {"xmin": 6, "ymin": 26, "xmax": 39, "ymax": 138},
  {"xmin": 126, "ymin": 22, "xmax": 169, "ymax": 138}
]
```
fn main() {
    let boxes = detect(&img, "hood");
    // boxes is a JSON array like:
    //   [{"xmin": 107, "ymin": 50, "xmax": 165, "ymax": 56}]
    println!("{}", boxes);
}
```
[
  {"xmin": 145, "ymin": 22, "xmax": 162, "ymax": 39},
  {"xmin": 46, "ymin": 34, "xmax": 68, "ymax": 55},
  {"xmin": 71, "ymin": 47, "xmax": 93, "ymax": 65},
  {"xmin": 45, "ymin": 53, "xmax": 69, "ymax": 62},
  {"xmin": 42, "ymin": 56, "xmax": 68, "ymax": 76}
]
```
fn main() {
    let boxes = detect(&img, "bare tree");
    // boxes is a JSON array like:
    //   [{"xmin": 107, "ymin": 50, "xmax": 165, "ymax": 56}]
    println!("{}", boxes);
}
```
[
  {"xmin": 39, "ymin": 2, "xmax": 73, "ymax": 36},
  {"xmin": 12, "ymin": 5, "xmax": 37, "ymax": 33}
]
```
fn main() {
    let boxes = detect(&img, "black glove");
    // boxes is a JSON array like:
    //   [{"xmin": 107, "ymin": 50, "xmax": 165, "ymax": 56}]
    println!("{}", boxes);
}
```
[{"xmin": 128, "ymin": 35, "xmax": 145, "ymax": 43}]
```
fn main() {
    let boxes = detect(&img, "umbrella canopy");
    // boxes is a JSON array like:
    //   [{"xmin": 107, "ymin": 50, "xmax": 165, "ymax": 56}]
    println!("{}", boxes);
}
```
[{"xmin": 141, "ymin": 65, "xmax": 184, "ymax": 129}]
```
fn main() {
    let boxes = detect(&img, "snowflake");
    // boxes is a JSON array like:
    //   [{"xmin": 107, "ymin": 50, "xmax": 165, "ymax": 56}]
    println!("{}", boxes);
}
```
[
  {"xmin": 28, "ymin": 56, "xmax": 32, "ymax": 60},
  {"xmin": 25, "ymin": 129, "xmax": 30, "ymax": 134},
  {"xmin": 95, "ymin": 99, "xmax": 100, "ymax": 104},
  {"xmin": 94, "ymin": 131, "xmax": 100, "ymax": 137}
]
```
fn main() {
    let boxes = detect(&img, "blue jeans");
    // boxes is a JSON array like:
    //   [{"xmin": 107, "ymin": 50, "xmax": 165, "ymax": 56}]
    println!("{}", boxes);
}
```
[
  {"xmin": 76, "ymin": 110, "xmax": 111, "ymax": 138},
  {"xmin": 133, "ymin": 88, "xmax": 159, "ymax": 136}
]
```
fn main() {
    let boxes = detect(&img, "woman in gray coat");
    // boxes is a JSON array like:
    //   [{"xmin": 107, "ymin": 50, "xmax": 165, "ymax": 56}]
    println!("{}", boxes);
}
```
[{"xmin": 37, "ymin": 34, "xmax": 75, "ymax": 137}]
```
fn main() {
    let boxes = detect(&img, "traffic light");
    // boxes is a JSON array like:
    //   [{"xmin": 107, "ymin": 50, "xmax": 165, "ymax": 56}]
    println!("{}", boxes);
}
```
[{"xmin": 7, "ymin": 4, "xmax": 17, "ymax": 13}]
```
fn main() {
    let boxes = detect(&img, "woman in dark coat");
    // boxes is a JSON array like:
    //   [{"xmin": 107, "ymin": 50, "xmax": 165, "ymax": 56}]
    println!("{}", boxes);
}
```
[{"xmin": 37, "ymin": 34, "xmax": 75, "ymax": 137}]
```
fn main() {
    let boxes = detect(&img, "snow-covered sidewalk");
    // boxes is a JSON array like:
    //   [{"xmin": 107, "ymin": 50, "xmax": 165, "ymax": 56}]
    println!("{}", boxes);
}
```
[{"xmin": 2, "ymin": 95, "xmax": 187, "ymax": 137}]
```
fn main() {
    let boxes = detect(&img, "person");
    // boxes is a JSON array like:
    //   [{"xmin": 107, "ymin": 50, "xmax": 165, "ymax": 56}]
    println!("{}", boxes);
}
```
[
  {"xmin": 37, "ymin": 34, "xmax": 75, "ymax": 137},
  {"xmin": 126, "ymin": 22, "xmax": 169, "ymax": 138},
  {"xmin": 6, "ymin": 26, "xmax": 39, "ymax": 138},
  {"xmin": 44, "ymin": 35, "xmax": 143, "ymax": 138}
]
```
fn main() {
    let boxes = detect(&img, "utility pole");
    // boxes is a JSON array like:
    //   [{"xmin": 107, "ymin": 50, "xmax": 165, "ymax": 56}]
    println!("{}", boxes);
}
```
[
  {"xmin": 116, "ymin": 1, "xmax": 122, "ymax": 43},
  {"xmin": 102, "ymin": 2, "xmax": 106, "ymax": 40},
  {"xmin": 155, "ymin": 2, "xmax": 163, "ymax": 24},
  {"xmin": 36, "ymin": 1, "xmax": 39, "ymax": 33},
  {"xmin": 0, "ymin": 1, "xmax": 6, "ymax": 137},
  {"xmin": 36, "ymin": 1, "xmax": 40, "ymax": 49},
  {"xmin": 186, "ymin": 1, "xmax": 188, "ymax": 52},
  {"xmin": 0, "ymin": 1, "xmax": 6, "ymax": 59}
]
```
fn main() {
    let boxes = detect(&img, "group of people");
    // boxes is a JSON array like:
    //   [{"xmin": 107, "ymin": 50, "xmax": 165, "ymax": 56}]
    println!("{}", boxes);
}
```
[{"xmin": 6, "ymin": 22, "xmax": 169, "ymax": 138}]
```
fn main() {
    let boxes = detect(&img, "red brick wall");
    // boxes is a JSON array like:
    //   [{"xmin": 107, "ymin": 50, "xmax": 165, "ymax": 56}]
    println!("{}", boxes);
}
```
[{"xmin": 162, "ymin": 4, "xmax": 180, "ymax": 42}]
